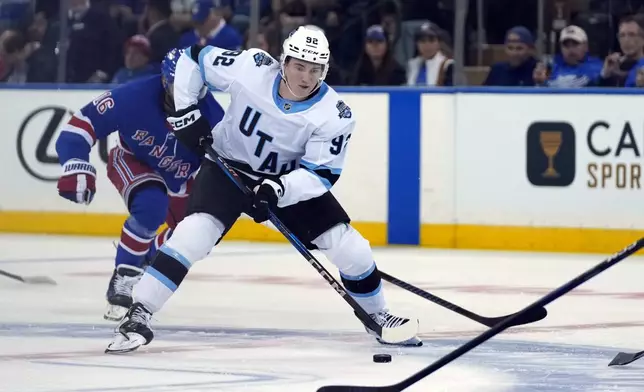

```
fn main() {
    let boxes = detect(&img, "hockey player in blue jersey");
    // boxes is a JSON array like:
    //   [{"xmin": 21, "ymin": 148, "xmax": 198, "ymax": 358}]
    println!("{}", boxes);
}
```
[{"xmin": 55, "ymin": 48, "xmax": 225, "ymax": 321}]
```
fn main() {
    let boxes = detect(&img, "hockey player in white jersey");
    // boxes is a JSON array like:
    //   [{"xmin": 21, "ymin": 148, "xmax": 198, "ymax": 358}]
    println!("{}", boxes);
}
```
[{"xmin": 105, "ymin": 25, "xmax": 421, "ymax": 353}]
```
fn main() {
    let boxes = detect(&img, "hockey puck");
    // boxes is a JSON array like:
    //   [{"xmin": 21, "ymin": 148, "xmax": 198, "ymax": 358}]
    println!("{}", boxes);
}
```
[{"xmin": 373, "ymin": 354, "xmax": 392, "ymax": 363}]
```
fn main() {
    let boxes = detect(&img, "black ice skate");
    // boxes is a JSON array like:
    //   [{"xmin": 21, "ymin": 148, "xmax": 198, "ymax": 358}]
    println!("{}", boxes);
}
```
[
  {"xmin": 105, "ymin": 302, "xmax": 154, "ymax": 354},
  {"xmin": 104, "ymin": 264, "xmax": 144, "ymax": 321},
  {"xmin": 358, "ymin": 310, "xmax": 423, "ymax": 347}
]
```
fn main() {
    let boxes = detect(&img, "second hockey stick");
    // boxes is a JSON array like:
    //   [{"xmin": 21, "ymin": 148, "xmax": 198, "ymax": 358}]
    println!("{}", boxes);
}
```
[
  {"xmin": 0, "ymin": 268, "xmax": 57, "ymax": 285},
  {"xmin": 379, "ymin": 271, "xmax": 547, "ymax": 327},
  {"xmin": 608, "ymin": 350, "xmax": 644, "ymax": 366},
  {"xmin": 316, "ymin": 237, "xmax": 644, "ymax": 391},
  {"xmin": 201, "ymin": 141, "xmax": 416, "ymax": 344}
]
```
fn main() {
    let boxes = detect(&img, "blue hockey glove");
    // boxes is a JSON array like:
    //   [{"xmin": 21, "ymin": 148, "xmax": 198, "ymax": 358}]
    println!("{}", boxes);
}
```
[{"xmin": 250, "ymin": 178, "xmax": 284, "ymax": 223}]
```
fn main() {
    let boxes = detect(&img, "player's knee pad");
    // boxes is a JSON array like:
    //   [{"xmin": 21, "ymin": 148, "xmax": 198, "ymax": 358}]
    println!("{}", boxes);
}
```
[
  {"xmin": 313, "ymin": 224, "xmax": 380, "ymax": 297},
  {"xmin": 313, "ymin": 223, "xmax": 374, "ymax": 276},
  {"xmin": 163, "ymin": 212, "xmax": 225, "ymax": 266},
  {"xmin": 129, "ymin": 184, "xmax": 169, "ymax": 233}
]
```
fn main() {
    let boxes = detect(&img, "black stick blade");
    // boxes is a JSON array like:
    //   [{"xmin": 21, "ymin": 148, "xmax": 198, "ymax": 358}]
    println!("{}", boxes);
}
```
[
  {"xmin": 317, "ymin": 386, "xmax": 399, "ymax": 392},
  {"xmin": 0, "ymin": 269, "xmax": 56, "ymax": 285},
  {"xmin": 524, "ymin": 306, "xmax": 548, "ymax": 323},
  {"xmin": 379, "ymin": 271, "xmax": 547, "ymax": 328},
  {"xmin": 484, "ymin": 306, "xmax": 548, "ymax": 328},
  {"xmin": 608, "ymin": 350, "xmax": 644, "ymax": 366}
]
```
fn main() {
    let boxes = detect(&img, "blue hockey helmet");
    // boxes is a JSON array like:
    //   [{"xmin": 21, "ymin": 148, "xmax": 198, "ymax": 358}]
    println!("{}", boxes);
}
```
[{"xmin": 161, "ymin": 48, "xmax": 183, "ymax": 92}]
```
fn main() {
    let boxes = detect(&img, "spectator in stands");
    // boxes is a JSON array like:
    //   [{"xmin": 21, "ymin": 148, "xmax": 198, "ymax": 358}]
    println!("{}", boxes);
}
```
[
  {"xmin": 178, "ymin": 0, "xmax": 242, "ymax": 50},
  {"xmin": 314, "ymin": 0, "xmax": 361, "ymax": 71},
  {"xmin": 624, "ymin": 54, "xmax": 644, "ymax": 87},
  {"xmin": 279, "ymin": 0, "xmax": 308, "ymax": 38},
  {"xmin": 483, "ymin": 26, "xmax": 537, "ymax": 86},
  {"xmin": 108, "ymin": 0, "xmax": 140, "ymax": 39},
  {"xmin": 0, "ymin": 29, "xmax": 30, "ymax": 83},
  {"xmin": 406, "ymin": 22, "xmax": 453, "ymax": 86},
  {"xmin": 111, "ymin": 34, "xmax": 157, "ymax": 84},
  {"xmin": 65, "ymin": 0, "xmax": 122, "ymax": 83},
  {"xmin": 350, "ymin": 24, "xmax": 405, "ymax": 86},
  {"xmin": 378, "ymin": 1, "xmax": 405, "ymax": 66},
  {"xmin": 245, "ymin": 26, "xmax": 279, "ymax": 56},
  {"xmin": 0, "ymin": 0, "xmax": 31, "ymax": 32},
  {"xmin": 324, "ymin": 54, "xmax": 348, "ymax": 86},
  {"xmin": 600, "ymin": 15, "xmax": 644, "ymax": 87},
  {"xmin": 144, "ymin": 0, "xmax": 180, "ymax": 63},
  {"xmin": 246, "ymin": 29, "xmax": 271, "ymax": 52},
  {"xmin": 229, "ymin": 0, "xmax": 273, "ymax": 34},
  {"xmin": 379, "ymin": 1, "xmax": 400, "ymax": 46},
  {"xmin": 33, "ymin": 0, "xmax": 59, "ymax": 19},
  {"xmin": 168, "ymin": 0, "xmax": 196, "ymax": 32},
  {"xmin": 533, "ymin": 25, "xmax": 602, "ymax": 87},
  {"xmin": 112, "ymin": 0, "xmax": 146, "ymax": 15},
  {"xmin": 635, "ymin": 66, "xmax": 644, "ymax": 87},
  {"xmin": 23, "ymin": 11, "xmax": 58, "ymax": 83}
]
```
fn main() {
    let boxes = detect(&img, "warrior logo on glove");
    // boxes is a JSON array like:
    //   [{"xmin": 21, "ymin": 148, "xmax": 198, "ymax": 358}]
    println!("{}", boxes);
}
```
[{"xmin": 57, "ymin": 159, "xmax": 97, "ymax": 204}]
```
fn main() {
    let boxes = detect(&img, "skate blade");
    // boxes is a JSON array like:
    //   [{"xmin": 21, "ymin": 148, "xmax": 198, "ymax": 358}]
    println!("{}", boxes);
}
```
[
  {"xmin": 379, "ymin": 318, "xmax": 420, "ymax": 344},
  {"xmin": 104, "ymin": 304, "xmax": 127, "ymax": 321},
  {"xmin": 104, "ymin": 332, "xmax": 146, "ymax": 354},
  {"xmin": 377, "ymin": 336, "xmax": 423, "ymax": 347}
]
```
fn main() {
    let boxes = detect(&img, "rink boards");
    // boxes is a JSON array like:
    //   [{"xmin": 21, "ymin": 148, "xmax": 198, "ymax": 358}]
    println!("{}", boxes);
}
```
[{"xmin": 1, "ymin": 84, "xmax": 644, "ymax": 254}]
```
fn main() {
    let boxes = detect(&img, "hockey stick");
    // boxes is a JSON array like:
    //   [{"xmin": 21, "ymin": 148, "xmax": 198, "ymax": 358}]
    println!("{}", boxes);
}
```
[
  {"xmin": 200, "ymin": 141, "xmax": 416, "ymax": 344},
  {"xmin": 379, "ymin": 271, "xmax": 548, "ymax": 327},
  {"xmin": 608, "ymin": 350, "xmax": 644, "ymax": 366},
  {"xmin": 316, "ymin": 238, "xmax": 644, "ymax": 392},
  {"xmin": 0, "ymin": 268, "xmax": 57, "ymax": 285}
]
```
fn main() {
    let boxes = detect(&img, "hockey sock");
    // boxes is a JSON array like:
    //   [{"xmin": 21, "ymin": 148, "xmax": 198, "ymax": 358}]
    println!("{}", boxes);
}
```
[
  {"xmin": 134, "ymin": 245, "xmax": 190, "ymax": 313},
  {"xmin": 116, "ymin": 217, "xmax": 156, "ymax": 267},
  {"xmin": 145, "ymin": 227, "xmax": 173, "ymax": 263},
  {"xmin": 116, "ymin": 186, "xmax": 169, "ymax": 268},
  {"xmin": 340, "ymin": 262, "xmax": 386, "ymax": 314}
]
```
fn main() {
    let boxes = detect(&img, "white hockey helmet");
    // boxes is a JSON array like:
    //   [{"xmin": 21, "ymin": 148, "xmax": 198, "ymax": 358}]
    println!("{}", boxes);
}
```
[{"xmin": 280, "ymin": 25, "xmax": 330, "ymax": 81}]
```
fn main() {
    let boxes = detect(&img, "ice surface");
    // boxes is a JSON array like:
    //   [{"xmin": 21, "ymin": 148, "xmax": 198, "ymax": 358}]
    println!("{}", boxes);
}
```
[{"xmin": 2, "ymin": 234, "xmax": 644, "ymax": 391}]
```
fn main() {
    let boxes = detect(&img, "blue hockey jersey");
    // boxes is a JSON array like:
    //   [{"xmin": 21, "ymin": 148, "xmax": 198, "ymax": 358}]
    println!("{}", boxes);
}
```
[
  {"xmin": 545, "ymin": 54, "xmax": 603, "ymax": 87},
  {"xmin": 56, "ymin": 74, "xmax": 225, "ymax": 193},
  {"xmin": 178, "ymin": 25, "xmax": 242, "ymax": 51},
  {"xmin": 624, "ymin": 58, "xmax": 644, "ymax": 87}
]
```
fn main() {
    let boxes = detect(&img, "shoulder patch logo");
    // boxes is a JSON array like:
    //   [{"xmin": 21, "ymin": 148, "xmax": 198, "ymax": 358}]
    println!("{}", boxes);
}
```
[
  {"xmin": 336, "ymin": 100, "xmax": 352, "ymax": 119},
  {"xmin": 253, "ymin": 52, "xmax": 274, "ymax": 67}
]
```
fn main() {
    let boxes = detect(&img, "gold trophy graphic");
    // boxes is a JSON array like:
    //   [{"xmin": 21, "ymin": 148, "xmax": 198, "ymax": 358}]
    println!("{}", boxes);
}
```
[{"xmin": 540, "ymin": 131, "xmax": 562, "ymax": 178}]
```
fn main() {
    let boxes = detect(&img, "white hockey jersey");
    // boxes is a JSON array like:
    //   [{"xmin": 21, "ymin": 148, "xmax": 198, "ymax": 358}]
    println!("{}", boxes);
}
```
[{"xmin": 173, "ymin": 46, "xmax": 356, "ymax": 208}]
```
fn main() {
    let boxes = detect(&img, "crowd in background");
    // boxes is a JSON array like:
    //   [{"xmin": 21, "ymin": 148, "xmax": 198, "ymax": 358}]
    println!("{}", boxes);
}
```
[{"xmin": 3, "ymin": 0, "xmax": 644, "ymax": 87}]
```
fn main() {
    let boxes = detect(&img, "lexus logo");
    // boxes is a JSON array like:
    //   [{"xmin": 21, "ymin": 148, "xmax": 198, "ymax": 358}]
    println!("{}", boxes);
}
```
[{"xmin": 16, "ymin": 106, "xmax": 111, "ymax": 181}]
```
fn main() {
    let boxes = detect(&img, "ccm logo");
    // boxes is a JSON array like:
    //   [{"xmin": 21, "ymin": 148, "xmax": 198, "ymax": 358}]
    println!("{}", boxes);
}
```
[
  {"xmin": 303, "ymin": 49, "xmax": 319, "ymax": 55},
  {"xmin": 170, "ymin": 112, "xmax": 199, "ymax": 129}
]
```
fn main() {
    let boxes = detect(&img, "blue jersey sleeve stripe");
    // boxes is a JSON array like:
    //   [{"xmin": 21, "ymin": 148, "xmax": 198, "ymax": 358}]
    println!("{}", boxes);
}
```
[
  {"xmin": 300, "ymin": 160, "xmax": 342, "ymax": 175},
  {"xmin": 299, "ymin": 160, "xmax": 340, "ymax": 189},
  {"xmin": 197, "ymin": 46, "xmax": 217, "ymax": 91}
]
